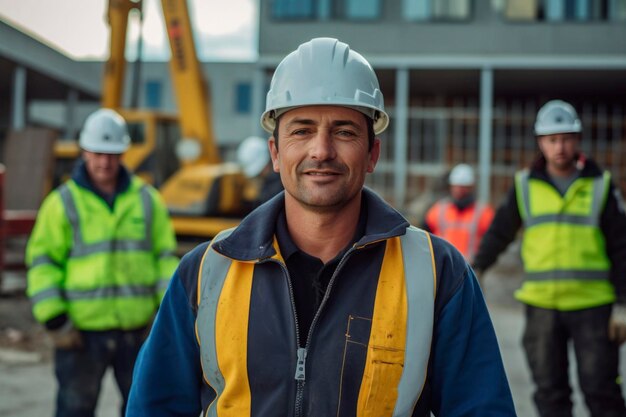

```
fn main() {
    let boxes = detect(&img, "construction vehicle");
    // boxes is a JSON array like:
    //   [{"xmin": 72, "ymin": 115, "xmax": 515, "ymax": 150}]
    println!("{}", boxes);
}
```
[{"xmin": 56, "ymin": 0, "xmax": 246, "ymax": 238}]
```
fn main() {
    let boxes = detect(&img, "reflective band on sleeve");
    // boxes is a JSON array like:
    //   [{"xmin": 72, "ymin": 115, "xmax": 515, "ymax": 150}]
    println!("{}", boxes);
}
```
[
  {"xmin": 30, "ymin": 287, "xmax": 63, "ymax": 304},
  {"xmin": 31, "ymin": 255, "xmax": 61, "ymax": 268}
]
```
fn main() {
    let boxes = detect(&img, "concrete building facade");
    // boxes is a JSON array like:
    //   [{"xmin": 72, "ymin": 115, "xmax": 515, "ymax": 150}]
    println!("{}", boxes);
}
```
[
  {"xmin": 253, "ymin": 0, "xmax": 626, "ymax": 211},
  {"xmin": 2, "ymin": 0, "xmax": 626, "ymax": 213}
]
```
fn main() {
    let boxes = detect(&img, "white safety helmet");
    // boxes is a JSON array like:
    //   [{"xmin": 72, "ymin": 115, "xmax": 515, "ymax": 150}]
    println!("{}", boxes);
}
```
[
  {"xmin": 534, "ymin": 100, "xmax": 582, "ymax": 136},
  {"xmin": 79, "ymin": 108, "xmax": 131, "ymax": 154},
  {"xmin": 449, "ymin": 164, "xmax": 475, "ymax": 186},
  {"xmin": 261, "ymin": 37, "xmax": 389, "ymax": 135},
  {"xmin": 236, "ymin": 136, "xmax": 270, "ymax": 178}
]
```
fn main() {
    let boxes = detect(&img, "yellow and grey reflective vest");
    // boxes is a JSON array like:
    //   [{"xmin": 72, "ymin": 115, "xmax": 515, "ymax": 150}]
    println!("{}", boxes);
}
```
[
  {"xmin": 195, "ymin": 226, "xmax": 436, "ymax": 417},
  {"xmin": 26, "ymin": 177, "xmax": 179, "ymax": 330},
  {"xmin": 514, "ymin": 170, "xmax": 615, "ymax": 310}
]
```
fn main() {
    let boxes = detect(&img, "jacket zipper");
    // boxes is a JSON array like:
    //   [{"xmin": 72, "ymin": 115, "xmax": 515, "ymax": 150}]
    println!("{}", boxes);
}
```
[
  {"xmin": 266, "ymin": 259, "xmax": 304, "ymax": 417},
  {"xmin": 275, "ymin": 246, "xmax": 360, "ymax": 417}
]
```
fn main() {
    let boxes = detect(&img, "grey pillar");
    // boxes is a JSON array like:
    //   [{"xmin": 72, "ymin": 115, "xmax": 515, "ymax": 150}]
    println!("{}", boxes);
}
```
[
  {"xmin": 393, "ymin": 68, "xmax": 409, "ymax": 207},
  {"xmin": 252, "ymin": 66, "xmax": 267, "ymax": 137},
  {"xmin": 478, "ymin": 67, "xmax": 494, "ymax": 203},
  {"xmin": 65, "ymin": 89, "xmax": 79, "ymax": 139},
  {"xmin": 11, "ymin": 66, "xmax": 27, "ymax": 130}
]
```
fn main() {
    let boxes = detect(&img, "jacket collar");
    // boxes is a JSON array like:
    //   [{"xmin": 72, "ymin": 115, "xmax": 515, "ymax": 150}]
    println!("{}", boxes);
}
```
[
  {"xmin": 529, "ymin": 153, "xmax": 603, "ymax": 181},
  {"xmin": 212, "ymin": 187, "xmax": 410, "ymax": 261},
  {"xmin": 71, "ymin": 160, "xmax": 132, "ymax": 208}
]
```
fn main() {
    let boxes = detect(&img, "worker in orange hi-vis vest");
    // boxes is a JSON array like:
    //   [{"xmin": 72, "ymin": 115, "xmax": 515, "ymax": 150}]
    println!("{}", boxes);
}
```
[{"xmin": 422, "ymin": 164, "xmax": 495, "ymax": 262}]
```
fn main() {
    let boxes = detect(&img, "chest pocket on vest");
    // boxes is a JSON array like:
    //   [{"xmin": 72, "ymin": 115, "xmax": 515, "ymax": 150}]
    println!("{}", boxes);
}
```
[
  {"xmin": 117, "ymin": 216, "xmax": 147, "ymax": 238},
  {"xmin": 338, "ymin": 315, "xmax": 405, "ymax": 416}
]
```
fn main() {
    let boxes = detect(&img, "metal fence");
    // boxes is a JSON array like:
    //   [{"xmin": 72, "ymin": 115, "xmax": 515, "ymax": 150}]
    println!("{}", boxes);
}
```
[{"xmin": 367, "ymin": 98, "xmax": 626, "ymax": 219}]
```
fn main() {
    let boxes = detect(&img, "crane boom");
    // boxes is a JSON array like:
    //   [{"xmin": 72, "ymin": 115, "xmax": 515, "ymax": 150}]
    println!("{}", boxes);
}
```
[
  {"xmin": 102, "ymin": 0, "xmax": 140, "ymax": 109},
  {"xmin": 70, "ymin": 0, "xmax": 246, "ymax": 237},
  {"xmin": 161, "ymin": 0, "xmax": 220, "ymax": 165}
]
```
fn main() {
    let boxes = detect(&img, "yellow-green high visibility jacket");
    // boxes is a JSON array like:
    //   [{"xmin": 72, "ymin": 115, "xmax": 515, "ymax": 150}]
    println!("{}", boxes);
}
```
[
  {"xmin": 514, "ymin": 169, "xmax": 614, "ymax": 310},
  {"xmin": 26, "ymin": 172, "xmax": 179, "ymax": 331}
]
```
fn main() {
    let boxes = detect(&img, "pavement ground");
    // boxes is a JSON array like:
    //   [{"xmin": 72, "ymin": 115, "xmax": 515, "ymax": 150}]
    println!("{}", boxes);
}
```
[{"xmin": 2, "ymin": 246, "xmax": 626, "ymax": 417}]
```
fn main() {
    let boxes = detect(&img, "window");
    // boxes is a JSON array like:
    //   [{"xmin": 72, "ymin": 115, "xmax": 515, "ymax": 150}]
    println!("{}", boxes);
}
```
[
  {"xmin": 403, "ymin": 0, "xmax": 471, "ymax": 21},
  {"xmin": 144, "ymin": 80, "xmax": 162, "ymax": 109},
  {"xmin": 503, "ymin": 0, "xmax": 626, "ymax": 21},
  {"xmin": 544, "ymin": 0, "xmax": 591, "ymax": 21},
  {"xmin": 503, "ymin": 0, "xmax": 538, "ymax": 20},
  {"xmin": 271, "ymin": 0, "xmax": 315, "ymax": 19},
  {"xmin": 609, "ymin": 0, "xmax": 626, "ymax": 19},
  {"xmin": 404, "ymin": 0, "xmax": 432, "ymax": 20},
  {"xmin": 235, "ymin": 82, "xmax": 252, "ymax": 114},
  {"xmin": 340, "ymin": 0, "xmax": 382, "ymax": 20},
  {"xmin": 272, "ymin": 0, "xmax": 381, "ymax": 20}
]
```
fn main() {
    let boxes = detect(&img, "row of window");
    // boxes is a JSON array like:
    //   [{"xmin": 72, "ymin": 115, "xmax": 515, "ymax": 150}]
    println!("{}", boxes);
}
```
[
  {"xmin": 270, "ymin": 0, "xmax": 626, "ymax": 22},
  {"xmin": 144, "ymin": 80, "xmax": 253, "ymax": 115},
  {"xmin": 502, "ymin": 0, "xmax": 626, "ymax": 21}
]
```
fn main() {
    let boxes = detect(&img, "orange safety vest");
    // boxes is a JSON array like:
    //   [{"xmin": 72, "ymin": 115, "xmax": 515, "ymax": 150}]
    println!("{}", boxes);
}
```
[{"xmin": 425, "ymin": 198, "xmax": 494, "ymax": 261}]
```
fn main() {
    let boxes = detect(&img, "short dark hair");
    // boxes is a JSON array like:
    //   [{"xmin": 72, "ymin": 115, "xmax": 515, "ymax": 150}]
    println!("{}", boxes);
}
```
[{"xmin": 272, "ymin": 112, "xmax": 375, "ymax": 151}]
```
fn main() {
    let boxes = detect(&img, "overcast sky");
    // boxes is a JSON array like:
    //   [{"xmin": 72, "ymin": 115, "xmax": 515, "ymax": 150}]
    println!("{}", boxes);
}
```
[{"xmin": 0, "ymin": 0, "xmax": 258, "ymax": 61}]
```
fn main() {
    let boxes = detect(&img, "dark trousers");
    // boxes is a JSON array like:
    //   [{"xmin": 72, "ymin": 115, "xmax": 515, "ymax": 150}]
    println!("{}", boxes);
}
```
[
  {"xmin": 523, "ymin": 304, "xmax": 626, "ymax": 417},
  {"xmin": 53, "ymin": 328, "xmax": 146, "ymax": 417}
]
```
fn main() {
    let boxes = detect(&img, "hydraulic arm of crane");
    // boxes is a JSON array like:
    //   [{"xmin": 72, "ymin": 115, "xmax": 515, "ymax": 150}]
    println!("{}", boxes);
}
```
[
  {"xmin": 160, "ymin": 0, "xmax": 220, "ymax": 165},
  {"xmin": 96, "ymin": 0, "xmax": 246, "ymax": 233},
  {"xmin": 102, "ymin": 0, "xmax": 140, "ymax": 110}
]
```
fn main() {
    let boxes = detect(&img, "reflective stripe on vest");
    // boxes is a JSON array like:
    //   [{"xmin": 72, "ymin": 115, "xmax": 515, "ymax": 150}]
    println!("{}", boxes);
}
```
[
  {"xmin": 196, "ymin": 226, "xmax": 436, "ymax": 417},
  {"xmin": 436, "ymin": 199, "xmax": 484, "ymax": 260},
  {"xmin": 518, "ymin": 171, "xmax": 607, "ymax": 228},
  {"xmin": 59, "ymin": 183, "xmax": 153, "ymax": 258},
  {"xmin": 51, "ymin": 183, "xmax": 157, "ymax": 303},
  {"xmin": 517, "ymin": 170, "xmax": 610, "ymax": 281}
]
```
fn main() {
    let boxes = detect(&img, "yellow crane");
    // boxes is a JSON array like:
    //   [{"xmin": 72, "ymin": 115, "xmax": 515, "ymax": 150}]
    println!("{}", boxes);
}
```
[{"xmin": 59, "ymin": 0, "xmax": 246, "ymax": 238}]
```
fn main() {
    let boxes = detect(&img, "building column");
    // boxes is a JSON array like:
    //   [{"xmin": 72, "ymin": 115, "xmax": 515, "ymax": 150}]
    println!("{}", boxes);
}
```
[
  {"xmin": 393, "ymin": 67, "xmax": 409, "ymax": 207},
  {"xmin": 478, "ymin": 66, "xmax": 494, "ymax": 203},
  {"xmin": 251, "ymin": 66, "xmax": 267, "ymax": 137},
  {"xmin": 65, "ymin": 89, "xmax": 79, "ymax": 139},
  {"xmin": 11, "ymin": 65, "xmax": 27, "ymax": 131}
]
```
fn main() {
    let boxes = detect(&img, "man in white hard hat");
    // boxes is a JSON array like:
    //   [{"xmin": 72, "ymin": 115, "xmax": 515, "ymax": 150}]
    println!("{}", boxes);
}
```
[
  {"xmin": 26, "ymin": 108, "xmax": 179, "ymax": 417},
  {"xmin": 422, "ymin": 163, "xmax": 494, "ymax": 262},
  {"xmin": 236, "ymin": 136, "xmax": 283, "ymax": 213},
  {"xmin": 127, "ymin": 38, "xmax": 515, "ymax": 416},
  {"xmin": 473, "ymin": 99, "xmax": 626, "ymax": 417}
]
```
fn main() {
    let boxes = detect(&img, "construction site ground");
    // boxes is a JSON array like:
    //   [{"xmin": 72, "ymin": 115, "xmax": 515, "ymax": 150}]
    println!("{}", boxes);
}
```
[{"xmin": 2, "ymin": 241, "xmax": 626, "ymax": 417}]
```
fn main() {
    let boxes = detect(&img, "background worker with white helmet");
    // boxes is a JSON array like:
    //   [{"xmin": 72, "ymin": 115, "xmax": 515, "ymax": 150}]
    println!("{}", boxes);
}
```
[
  {"xmin": 473, "ymin": 99, "xmax": 626, "ymax": 416},
  {"xmin": 422, "ymin": 163, "xmax": 495, "ymax": 262},
  {"xmin": 127, "ymin": 38, "xmax": 515, "ymax": 417},
  {"xmin": 25, "ymin": 108, "xmax": 179, "ymax": 417},
  {"xmin": 236, "ymin": 135, "xmax": 283, "ymax": 213}
]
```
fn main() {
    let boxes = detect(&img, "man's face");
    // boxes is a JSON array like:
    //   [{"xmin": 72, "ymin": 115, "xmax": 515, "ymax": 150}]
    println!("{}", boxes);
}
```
[
  {"xmin": 82, "ymin": 150, "xmax": 122, "ymax": 186},
  {"xmin": 269, "ymin": 106, "xmax": 380, "ymax": 212},
  {"xmin": 450, "ymin": 185, "xmax": 474, "ymax": 201},
  {"xmin": 537, "ymin": 133, "xmax": 580, "ymax": 172}
]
